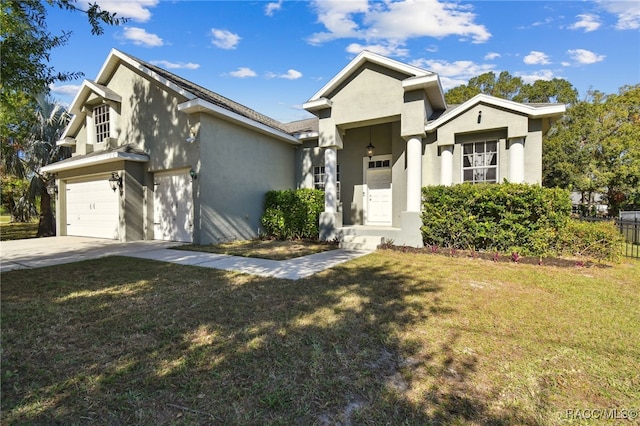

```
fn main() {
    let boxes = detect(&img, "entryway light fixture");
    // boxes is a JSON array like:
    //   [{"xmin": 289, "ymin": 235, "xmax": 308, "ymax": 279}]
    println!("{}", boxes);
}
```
[
  {"xmin": 186, "ymin": 126, "xmax": 197, "ymax": 143},
  {"xmin": 46, "ymin": 178, "xmax": 58, "ymax": 196},
  {"xmin": 108, "ymin": 172, "xmax": 123, "ymax": 192},
  {"xmin": 366, "ymin": 127, "xmax": 375, "ymax": 159},
  {"xmin": 189, "ymin": 168, "xmax": 198, "ymax": 180},
  {"xmin": 366, "ymin": 142, "xmax": 375, "ymax": 159}
]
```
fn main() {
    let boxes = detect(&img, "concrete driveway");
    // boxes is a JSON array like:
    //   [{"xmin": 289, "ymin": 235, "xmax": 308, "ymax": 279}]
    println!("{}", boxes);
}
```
[{"xmin": 0, "ymin": 237, "xmax": 180, "ymax": 273}]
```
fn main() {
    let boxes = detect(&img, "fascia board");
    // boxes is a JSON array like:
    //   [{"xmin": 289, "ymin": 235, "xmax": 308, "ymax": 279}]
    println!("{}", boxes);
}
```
[
  {"xmin": 308, "ymin": 50, "xmax": 429, "ymax": 101},
  {"xmin": 97, "ymin": 49, "xmax": 196, "ymax": 101},
  {"xmin": 84, "ymin": 81, "xmax": 122, "ymax": 103},
  {"xmin": 178, "ymin": 99, "xmax": 301, "ymax": 145},
  {"xmin": 302, "ymin": 98, "xmax": 332, "ymax": 112},
  {"xmin": 295, "ymin": 132, "xmax": 319, "ymax": 141},
  {"xmin": 41, "ymin": 151, "xmax": 149, "ymax": 173},
  {"xmin": 425, "ymin": 94, "xmax": 566, "ymax": 132}
]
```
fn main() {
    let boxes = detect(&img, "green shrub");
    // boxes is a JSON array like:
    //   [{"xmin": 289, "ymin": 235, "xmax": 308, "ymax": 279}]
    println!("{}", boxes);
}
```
[
  {"xmin": 421, "ymin": 183, "xmax": 572, "ymax": 256},
  {"xmin": 555, "ymin": 219, "xmax": 623, "ymax": 262},
  {"xmin": 261, "ymin": 189, "xmax": 324, "ymax": 240}
]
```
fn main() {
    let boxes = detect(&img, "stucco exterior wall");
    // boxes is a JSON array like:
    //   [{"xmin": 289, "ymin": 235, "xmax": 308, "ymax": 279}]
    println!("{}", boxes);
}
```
[
  {"xmin": 427, "ymin": 105, "xmax": 542, "ymax": 185},
  {"xmin": 197, "ymin": 114, "xmax": 296, "ymax": 244},
  {"xmin": 328, "ymin": 64, "xmax": 408, "ymax": 126},
  {"xmin": 108, "ymin": 63, "xmax": 200, "ymax": 173}
]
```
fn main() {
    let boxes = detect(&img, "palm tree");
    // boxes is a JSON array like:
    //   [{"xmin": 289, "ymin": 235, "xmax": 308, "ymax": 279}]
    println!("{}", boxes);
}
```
[{"xmin": 23, "ymin": 94, "xmax": 71, "ymax": 236}]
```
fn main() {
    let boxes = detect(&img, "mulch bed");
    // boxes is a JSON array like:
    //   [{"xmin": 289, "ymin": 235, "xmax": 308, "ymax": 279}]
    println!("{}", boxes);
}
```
[{"xmin": 379, "ymin": 244, "xmax": 609, "ymax": 268}]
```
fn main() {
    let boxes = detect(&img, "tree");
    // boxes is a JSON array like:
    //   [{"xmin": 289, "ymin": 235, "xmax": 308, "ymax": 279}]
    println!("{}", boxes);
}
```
[
  {"xmin": 444, "ymin": 71, "xmax": 577, "ymax": 105},
  {"xmin": 27, "ymin": 95, "xmax": 72, "ymax": 236},
  {"xmin": 1, "ymin": 0, "xmax": 127, "ymax": 105},
  {"xmin": 514, "ymin": 78, "xmax": 578, "ymax": 104},
  {"xmin": 543, "ymin": 85, "xmax": 640, "ymax": 215},
  {"xmin": 0, "ymin": 0, "xmax": 125, "ymax": 234}
]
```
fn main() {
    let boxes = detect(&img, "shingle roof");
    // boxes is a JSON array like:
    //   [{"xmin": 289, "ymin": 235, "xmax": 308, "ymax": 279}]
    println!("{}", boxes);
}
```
[{"xmin": 125, "ymin": 52, "xmax": 292, "ymax": 134}]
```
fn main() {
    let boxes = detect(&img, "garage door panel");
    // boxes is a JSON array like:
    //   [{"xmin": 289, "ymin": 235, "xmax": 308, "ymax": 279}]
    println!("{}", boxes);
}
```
[
  {"xmin": 67, "ymin": 180, "xmax": 119, "ymax": 239},
  {"xmin": 154, "ymin": 172, "xmax": 193, "ymax": 242}
]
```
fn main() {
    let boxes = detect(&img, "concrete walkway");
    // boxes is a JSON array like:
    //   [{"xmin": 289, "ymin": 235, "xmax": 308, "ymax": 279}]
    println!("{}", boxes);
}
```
[{"xmin": 0, "ymin": 237, "xmax": 372, "ymax": 280}]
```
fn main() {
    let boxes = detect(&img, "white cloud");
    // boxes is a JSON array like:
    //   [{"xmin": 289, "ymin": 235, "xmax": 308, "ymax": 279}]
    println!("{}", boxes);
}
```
[
  {"xmin": 83, "ymin": 0, "xmax": 159, "ymax": 22},
  {"xmin": 149, "ymin": 60, "xmax": 200, "ymax": 70},
  {"xmin": 596, "ymin": 0, "xmax": 640, "ymax": 30},
  {"xmin": 121, "ymin": 27, "xmax": 163, "ymax": 47},
  {"xmin": 345, "ymin": 42, "xmax": 409, "ymax": 57},
  {"xmin": 569, "ymin": 14, "xmax": 601, "ymax": 32},
  {"xmin": 523, "ymin": 51, "xmax": 551, "ymax": 65},
  {"xmin": 515, "ymin": 69, "xmax": 556, "ymax": 85},
  {"xmin": 229, "ymin": 67, "xmax": 257, "ymax": 78},
  {"xmin": 280, "ymin": 69, "xmax": 303, "ymax": 80},
  {"xmin": 308, "ymin": 0, "xmax": 491, "ymax": 47},
  {"xmin": 567, "ymin": 48, "xmax": 605, "ymax": 64},
  {"xmin": 267, "ymin": 69, "xmax": 304, "ymax": 80},
  {"xmin": 308, "ymin": 0, "xmax": 368, "ymax": 44},
  {"xmin": 265, "ymin": 0, "xmax": 283, "ymax": 16},
  {"xmin": 484, "ymin": 52, "xmax": 501, "ymax": 60},
  {"xmin": 50, "ymin": 83, "xmax": 81, "ymax": 96},
  {"xmin": 410, "ymin": 58, "xmax": 495, "ymax": 90},
  {"xmin": 211, "ymin": 28, "xmax": 241, "ymax": 49}
]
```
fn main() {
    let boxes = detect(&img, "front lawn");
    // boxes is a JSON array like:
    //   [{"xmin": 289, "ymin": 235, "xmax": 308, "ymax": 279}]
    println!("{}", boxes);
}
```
[
  {"xmin": 2, "ymin": 252, "xmax": 638, "ymax": 424},
  {"xmin": 0, "ymin": 220, "xmax": 38, "ymax": 241}
]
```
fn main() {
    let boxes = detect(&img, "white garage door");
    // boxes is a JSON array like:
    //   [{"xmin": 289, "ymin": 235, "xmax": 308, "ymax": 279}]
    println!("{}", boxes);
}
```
[
  {"xmin": 154, "ymin": 172, "xmax": 193, "ymax": 242},
  {"xmin": 67, "ymin": 179, "xmax": 120, "ymax": 239}
]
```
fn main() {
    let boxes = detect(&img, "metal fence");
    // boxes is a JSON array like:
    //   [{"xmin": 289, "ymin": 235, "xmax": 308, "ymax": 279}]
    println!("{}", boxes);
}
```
[
  {"xmin": 618, "ymin": 218, "xmax": 640, "ymax": 259},
  {"xmin": 580, "ymin": 215, "xmax": 640, "ymax": 259}
]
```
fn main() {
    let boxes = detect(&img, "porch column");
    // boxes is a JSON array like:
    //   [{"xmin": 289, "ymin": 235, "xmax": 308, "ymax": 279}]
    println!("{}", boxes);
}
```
[
  {"xmin": 319, "ymin": 146, "xmax": 341, "ymax": 240},
  {"xmin": 324, "ymin": 146, "xmax": 338, "ymax": 213},
  {"xmin": 406, "ymin": 136, "xmax": 422, "ymax": 212},
  {"xmin": 509, "ymin": 137, "xmax": 525, "ymax": 183},
  {"xmin": 440, "ymin": 145, "xmax": 453, "ymax": 186}
]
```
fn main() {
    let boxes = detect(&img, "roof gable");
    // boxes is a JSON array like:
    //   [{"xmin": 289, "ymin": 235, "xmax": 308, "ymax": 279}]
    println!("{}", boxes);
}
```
[
  {"xmin": 65, "ymin": 49, "xmax": 293, "ymax": 140},
  {"xmin": 307, "ymin": 50, "xmax": 435, "ymax": 102},
  {"xmin": 426, "ymin": 94, "xmax": 566, "ymax": 132}
]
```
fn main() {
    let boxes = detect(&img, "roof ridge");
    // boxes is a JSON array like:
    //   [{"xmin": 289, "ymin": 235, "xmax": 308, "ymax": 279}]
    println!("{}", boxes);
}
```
[{"xmin": 120, "ymin": 51, "xmax": 290, "ymax": 134}]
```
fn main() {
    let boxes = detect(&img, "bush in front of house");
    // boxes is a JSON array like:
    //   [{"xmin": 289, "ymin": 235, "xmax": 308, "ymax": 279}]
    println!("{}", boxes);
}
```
[
  {"xmin": 421, "ymin": 183, "xmax": 622, "ymax": 260},
  {"xmin": 261, "ymin": 189, "xmax": 325, "ymax": 240},
  {"xmin": 421, "ymin": 183, "xmax": 573, "ymax": 256},
  {"xmin": 555, "ymin": 219, "xmax": 623, "ymax": 262}
]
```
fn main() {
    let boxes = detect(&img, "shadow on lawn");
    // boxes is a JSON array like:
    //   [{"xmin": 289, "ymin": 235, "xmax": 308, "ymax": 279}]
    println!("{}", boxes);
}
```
[{"xmin": 1, "ymin": 255, "xmax": 524, "ymax": 424}]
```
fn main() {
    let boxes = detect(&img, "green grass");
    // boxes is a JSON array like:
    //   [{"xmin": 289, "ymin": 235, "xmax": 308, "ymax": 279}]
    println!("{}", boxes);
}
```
[
  {"xmin": 2, "ymin": 251, "xmax": 639, "ymax": 424},
  {"xmin": 0, "ymin": 219, "xmax": 38, "ymax": 240},
  {"xmin": 176, "ymin": 238, "xmax": 338, "ymax": 260}
]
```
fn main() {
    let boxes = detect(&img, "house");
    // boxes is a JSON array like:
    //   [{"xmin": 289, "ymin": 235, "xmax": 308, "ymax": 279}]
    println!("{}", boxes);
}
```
[{"xmin": 42, "ymin": 49, "xmax": 565, "ymax": 248}]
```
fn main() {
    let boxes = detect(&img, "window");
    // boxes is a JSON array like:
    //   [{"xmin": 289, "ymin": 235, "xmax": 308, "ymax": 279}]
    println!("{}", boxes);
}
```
[
  {"xmin": 94, "ymin": 104, "xmax": 110, "ymax": 144},
  {"xmin": 368, "ymin": 159, "xmax": 390, "ymax": 169},
  {"xmin": 462, "ymin": 140, "xmax": 498, "ymax": 183},
  {"xmin": 314, "ymin": 165, "xmax": 341, "ymax": 201}
]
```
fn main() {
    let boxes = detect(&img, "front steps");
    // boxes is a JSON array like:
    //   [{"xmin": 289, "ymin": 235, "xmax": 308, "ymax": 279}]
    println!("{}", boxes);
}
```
[
  {"xmin": 339, "ymin": 234, "xmax": 384, "ymax": 250},
  {"xmin": 337, "ymin": 226, "xmax": 402, "ymax": 251}
]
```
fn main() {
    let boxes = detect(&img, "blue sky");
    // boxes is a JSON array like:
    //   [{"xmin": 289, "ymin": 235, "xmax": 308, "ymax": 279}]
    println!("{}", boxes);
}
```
[{"xmin": 46, "ymin": 0, "xmax": 640, "ymax": 123}]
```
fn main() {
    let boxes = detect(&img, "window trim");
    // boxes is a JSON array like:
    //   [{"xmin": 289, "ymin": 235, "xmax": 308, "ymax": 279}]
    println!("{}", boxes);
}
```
[
  {"xmin": 461, "ymin": 140, "xmax": 499, "ymax": 184},
  {"xmin": 313, "ymin": 165, "xmax": 341, "ymax": 201},
  {"xmin": 93, "ymin": 104, "xmax": 111, "ymax": 145}
]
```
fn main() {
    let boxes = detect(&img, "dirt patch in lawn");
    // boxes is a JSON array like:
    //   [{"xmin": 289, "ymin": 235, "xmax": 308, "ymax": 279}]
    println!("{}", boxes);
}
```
[{"xmin": 174, "ymin": 239, "xmax": 338, "ymax": 260}]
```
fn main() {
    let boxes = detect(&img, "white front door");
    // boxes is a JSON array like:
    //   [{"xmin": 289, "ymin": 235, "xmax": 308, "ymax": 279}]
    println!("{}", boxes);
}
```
[
  {"xmin": 154, "ymin": 171, "xmax": 193, "ymax": 242},
  {"xmin": 66, "ymin": 179, "xmax": 120, "ymax": 239},
  {"xmin": 365, "ymin": 156, "xmax": 392, "ymax": 225}
]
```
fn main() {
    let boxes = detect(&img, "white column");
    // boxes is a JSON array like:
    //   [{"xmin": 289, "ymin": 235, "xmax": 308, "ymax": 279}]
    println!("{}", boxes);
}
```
[
  {"xmin": 324, "ymin": 147, "xmax": 338, "ymax": 213},
  {"xmin": 440, "ymin": 146, "xmax": 453, "ymax": 186},
  {"xmin": 406, "ymin": 136, "xmax": 422, "ymax": 212},
  {"xmin": 509, "ymin": 138, "xmax": 525, "ymax": 183}
]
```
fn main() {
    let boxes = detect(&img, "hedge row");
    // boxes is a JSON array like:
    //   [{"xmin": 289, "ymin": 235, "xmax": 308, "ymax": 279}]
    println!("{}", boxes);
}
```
[
  {"xmin": 421, "ymin": 183, "xmax": 622, "ymax": 260},
  {"xmin": 261, "ymin": 189, "xmax": 324, "ymax": 240}
]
